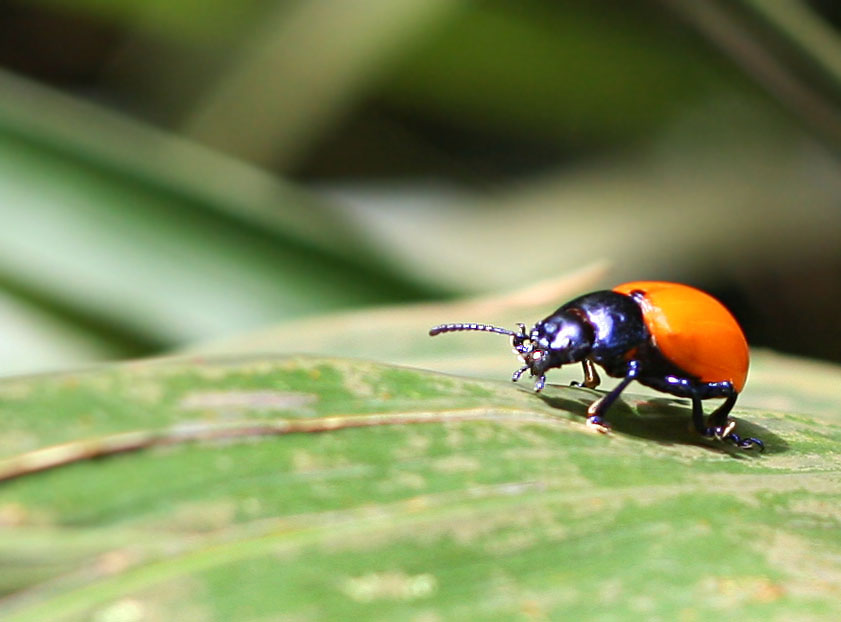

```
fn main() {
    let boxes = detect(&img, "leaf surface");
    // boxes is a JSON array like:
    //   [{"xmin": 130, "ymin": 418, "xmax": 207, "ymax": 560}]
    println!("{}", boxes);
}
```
[{"xmin": 0, "ymin": 349, "xmax": 838, "ymax": 621}]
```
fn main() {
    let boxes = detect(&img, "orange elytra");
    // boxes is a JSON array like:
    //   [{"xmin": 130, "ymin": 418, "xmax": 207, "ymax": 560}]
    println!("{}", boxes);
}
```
[{"xmin": 612, "ymin": 281, "xmax": 749, "ymax": 392}]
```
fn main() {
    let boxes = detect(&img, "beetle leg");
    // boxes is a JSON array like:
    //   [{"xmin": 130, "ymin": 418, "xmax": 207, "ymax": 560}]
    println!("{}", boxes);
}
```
[
  {"xmin": 511, "ymin": 365, "xmax": 529, "ymax": 383},
  {"xmin": 689, "ymin": 392, "xmax": 706, "ymax": 435},
  {"xmin": 707, "ymin": 390, "xmax": 737, "ymax": 429},
  {"xmin": 699, "ymin": 390, "xmax": 764, "ymax": 451},
  {"xmin": 583, "ymin": 359, "xmax": 601, "ymax": 389},
  {"xmin": 584, "ymin": 360, "xmax": 640, "ymax": 433},
  {"xmin": 570, "ymin": 360, "xmax": 601, "ymax": 389}
]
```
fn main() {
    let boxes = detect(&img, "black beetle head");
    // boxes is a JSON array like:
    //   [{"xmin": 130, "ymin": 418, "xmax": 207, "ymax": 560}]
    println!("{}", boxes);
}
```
[
  {"xmin": 531, "ymin": 311, "xmax": 595, "ymax": 365},
  {"xmin": 511, "ymin": 311, "xmax": 595, "ymax": 391},
  {"xmin": 428, "ymin": 312, "xmax": 594, "ymax": 393}
]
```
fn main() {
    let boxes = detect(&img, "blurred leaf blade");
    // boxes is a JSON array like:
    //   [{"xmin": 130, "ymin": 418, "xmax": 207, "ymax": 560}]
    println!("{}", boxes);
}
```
[
  {"xmin": 317, "ymin": 94, "xmax": 841, "ymax": 296},
  {"xmin": 660, "ymin": 0, "xmax": 841, "ymax": 150},
  {"xmin": 17, "ymin": 0, "xmax": 268, "ymax": 40},
  {"xmin": 380, "ymin": 2, "xmax": 738, "ymax": 143},
  {"xmin": 0, "ymin": 69, "xmax": 444, "ymax": 372},
  {"xmin": 184, "ymin": 0, "xmax": 461, "ymax": 168},
  {"xmin": 0, "ymin": 68, "xmax": 394, "ymax": 269}
]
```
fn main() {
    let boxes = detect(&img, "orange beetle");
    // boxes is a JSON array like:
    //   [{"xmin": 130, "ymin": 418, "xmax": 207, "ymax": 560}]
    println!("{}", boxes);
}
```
[{"xmin": 430, "ymin": 281, "xmax": 761, "ymax": 450}]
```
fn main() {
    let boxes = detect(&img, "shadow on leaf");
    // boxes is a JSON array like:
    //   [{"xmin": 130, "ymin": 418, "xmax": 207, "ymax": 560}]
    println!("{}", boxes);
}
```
[{"xmin": 538, "ymin": 386, "xmax": 788, "ymax": 456}]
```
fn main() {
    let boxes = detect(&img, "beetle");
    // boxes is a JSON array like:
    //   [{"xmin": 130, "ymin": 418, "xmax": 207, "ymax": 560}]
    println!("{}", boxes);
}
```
[{"xmin": 429, "ymin": 281, "xmax": 763, "ymax": 450}]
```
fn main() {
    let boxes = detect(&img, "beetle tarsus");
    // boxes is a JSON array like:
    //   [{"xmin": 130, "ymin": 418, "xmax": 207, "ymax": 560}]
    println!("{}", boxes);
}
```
[
  {"xmin": 727, "ymin": 433, "xmax": 765, "ymax": 452},
  {"xmin": 704, "ymin": 426, "xmax": 765, "ymax": 452},
  {"xmin": 586, "ymin": 415, "xmax": 611, "ymax": 434}
]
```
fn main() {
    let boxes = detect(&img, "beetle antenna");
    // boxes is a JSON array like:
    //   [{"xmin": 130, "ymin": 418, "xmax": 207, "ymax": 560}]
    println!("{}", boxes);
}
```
[{"xmin": 428, "ymin": 323, "xmax": 517, "ymax": 337}]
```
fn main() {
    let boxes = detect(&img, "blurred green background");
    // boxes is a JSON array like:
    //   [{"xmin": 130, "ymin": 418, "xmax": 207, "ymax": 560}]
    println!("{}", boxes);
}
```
[{"xmin": 1, "ymin": 0, "xmax": 840, "ymax": 375}]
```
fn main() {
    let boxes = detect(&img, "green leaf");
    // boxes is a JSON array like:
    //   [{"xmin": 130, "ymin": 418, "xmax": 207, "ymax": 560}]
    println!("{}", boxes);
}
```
[
  {"xmin": 0, "ymin": 69, "xmax": 438, "ymax": 371},
  {"xmin": 381, "ymin": 2, "xmax": 740, "ymax": 143},
  {"xmin": 0, "ymin": 345, "xmax": 839, "ymax": 619},
  {"xmin": 18, "ymin": 0, "xmax": 268, "ymax": 40}
]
